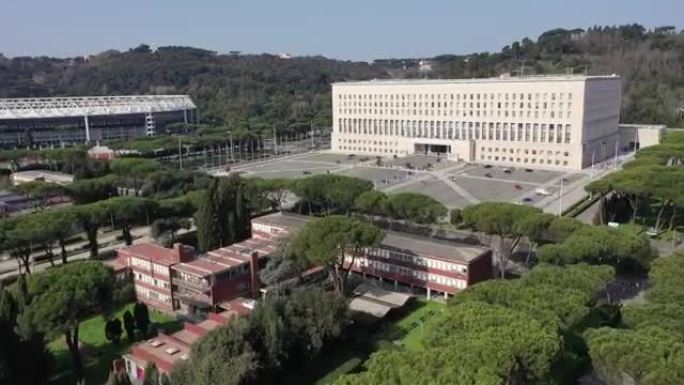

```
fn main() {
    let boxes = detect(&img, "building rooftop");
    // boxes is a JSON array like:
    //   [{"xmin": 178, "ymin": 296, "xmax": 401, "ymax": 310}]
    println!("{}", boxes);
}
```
[
  {"xmin": 0, "ymin": 95, "xmax": 196, "ymax": 120},
  {"xmin": 131, "ymin": 334, "xmax": 191, "ymax": 372},
  {"xmin": 333, "ymin": 74, "xmax": 620, "ymax": 87},
  {"xmin": 173, "ymin": 230, "xmax": 284, "ymax": 276},
  {"xmin": 380, "ymin": 232, "xmax": 489, "ymax": 264},
  {"xmin": 11, "ymin": 170, "xmax": 74, "ymax": 185},
  {"xmin": 119, "ymin": 243, "xmax": 179, "ymax": 266},
  {"xmin": 251, "ymin": 212, "xmax": 311, "ymax": 232},
  {"xmin": 619, "ymin": 123, "xmax": 667, "ymax": 130}
]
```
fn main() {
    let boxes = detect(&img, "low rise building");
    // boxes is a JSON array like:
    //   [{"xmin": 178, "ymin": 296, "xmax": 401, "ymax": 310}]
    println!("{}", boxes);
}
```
[
  {"xmin": 348, "ymin": 232, "xmax": 492, "ymax": 299},
  {"xmin": 118, "ymin": 212, "xmax": 493, "ymax": 313},
  {"xmin": 10, "ymin": 169, "xmax": 74, "ymax": 186},
  {"xmin": 120, "ymin": 297, "xmax": 254, "ymax": 383},
  {"xmin": 116, "ymin": 243, "xmax": 195, "ymax": 313},
  {"xmin": 116, "ymin": 213, "xmax": 309, "ymax": 315},
  {"xmin": 619, "ymin": 124, "xmax": 666, "ymax": 151}
]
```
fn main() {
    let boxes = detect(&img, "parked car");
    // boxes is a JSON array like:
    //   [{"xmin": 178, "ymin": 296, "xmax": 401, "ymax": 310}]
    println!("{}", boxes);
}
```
[
  {"xmin": 514, "ymin": 184, "xmax": 523, "ymax": 190},
  {"xmin": 302, "ymin": 171, "xmax": 311, "ymax": 175},
  {"xmin": 503, "ymin": 168, "xmax": 512, "ymax": 174},
  {"xmin": 522, "ymin": 197, "xmax": 533, "ymax": 202},
  {"xmin": 524, "ymin": 168, "xmax": 533, "ymax": 172},
  {"xmin": 485, "ymin": 173, "xmax": 493, "ymax": 178},
  {"xmin": 483, "ymin": 164, "xmax": 493, "ymax": 169}
]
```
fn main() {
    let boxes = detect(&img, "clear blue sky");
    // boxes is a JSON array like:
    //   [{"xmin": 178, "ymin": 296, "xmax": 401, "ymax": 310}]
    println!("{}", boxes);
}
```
[{"xmin": 1, "ymin": 0, "xmax": 682, "ymax": 61}]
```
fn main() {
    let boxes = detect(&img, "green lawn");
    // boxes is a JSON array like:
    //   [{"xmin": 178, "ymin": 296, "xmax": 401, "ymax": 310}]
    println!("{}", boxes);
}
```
[
  {"xmin": 392, "ymin": 299, "xmax": 445, "ymax": 351},
  {"xmin": 49, "ymin": 303, "xmax": 181, "ymax": 385},
  {"xmin": 303, "ymin": 299, "xmax": 446, "ymax": 385}
]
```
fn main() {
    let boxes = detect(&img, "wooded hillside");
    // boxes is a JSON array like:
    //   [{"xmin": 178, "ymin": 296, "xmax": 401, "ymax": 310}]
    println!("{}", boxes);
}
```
[{"xmin": 1, "ymin": 24, "xmax": 682, "ymax": 131}]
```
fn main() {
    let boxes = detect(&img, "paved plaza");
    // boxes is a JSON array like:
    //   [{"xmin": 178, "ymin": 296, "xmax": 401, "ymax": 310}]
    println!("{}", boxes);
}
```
[{"xmin": 220, "ymin": 151, "xmax": 599, "ymax": 210}]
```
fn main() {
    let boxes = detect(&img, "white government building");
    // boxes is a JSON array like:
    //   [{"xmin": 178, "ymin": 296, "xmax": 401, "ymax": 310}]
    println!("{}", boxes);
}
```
[{"xmin": 331, "ymin": 74, "xmax": 629, "ymax": 170}]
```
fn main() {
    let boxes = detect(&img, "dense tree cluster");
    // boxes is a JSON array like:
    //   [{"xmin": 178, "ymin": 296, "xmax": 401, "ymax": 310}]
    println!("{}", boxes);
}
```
[
  {"xmin": 288, "ymin": 216, "xmax": 384, "ymax": 293},
  {"xmin": 585, "ymin": 252, "xmax": 684, "ymax": 384},
  {"xmin": 194, "ymin": 175, "xmax": 252, "ymax": 252},
  {"xmin": 336, "ymin": 264, "xmax": 614, "ymax": 385},
  {"xmin": 537, "ymin": 224, "xmax": 654, "ymax": 270},
  {"xmin": 0, "ymin": 279, "xmax": 53, "ymax": 385},
  {"xmin": 586, "ymin": 131, "xmax": 684, "ymax": 231},
  {"xmin": 16, "ymin": 261, "xmax": 116, "ymax": 381},
  {"xmin": 170, "ymin": 288, "xmax": 348, "ymax": 385}
]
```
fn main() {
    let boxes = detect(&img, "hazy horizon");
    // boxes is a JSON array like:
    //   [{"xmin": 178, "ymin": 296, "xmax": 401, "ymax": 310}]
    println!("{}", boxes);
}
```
[{"xmin": 1, "ymin": 0, "xmax": 682, "ymax": 61}]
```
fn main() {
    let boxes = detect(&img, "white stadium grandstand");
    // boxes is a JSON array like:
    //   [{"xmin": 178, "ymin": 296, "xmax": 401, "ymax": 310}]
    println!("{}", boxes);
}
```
[{"xmin": 0, "ymin": 95, "xmax": 197, "ymax": 147}]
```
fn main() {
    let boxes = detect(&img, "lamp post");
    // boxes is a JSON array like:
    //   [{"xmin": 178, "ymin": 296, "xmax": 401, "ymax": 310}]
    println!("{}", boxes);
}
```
[{"xmin": 227, "ymin": 130, "xmax": 234, "ymax": 162}]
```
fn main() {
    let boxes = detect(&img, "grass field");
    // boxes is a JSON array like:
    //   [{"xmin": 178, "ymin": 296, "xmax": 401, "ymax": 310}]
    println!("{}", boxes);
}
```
[
  {"xmin": 49, "ymin": 303, "xmax": 180, "ymax": 385},
  {"xmin": 304, "ymin": 299, "xmax": 446, "ymax": 385}
]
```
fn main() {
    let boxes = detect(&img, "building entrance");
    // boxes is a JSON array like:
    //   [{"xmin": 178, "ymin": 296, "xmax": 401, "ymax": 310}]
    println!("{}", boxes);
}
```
[{"xmin": 415, "ymin": 143, "xmax": 450, "ymax": 155}]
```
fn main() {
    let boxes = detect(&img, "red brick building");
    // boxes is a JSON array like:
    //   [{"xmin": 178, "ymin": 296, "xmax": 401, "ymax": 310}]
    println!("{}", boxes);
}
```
[
  {"xmin": 347, "ymin": 232, "xmax": 492, "ymax": 299},
  {"xmin": 117, "ymin": 212, "xmax": 492, "ymax": 313},
  {"xmin": 120, "ymin": 297, "xmax": 254, "ymax": 383},
  {"xmin": 116, "ymin": 213, "xmax": 309, "ymax": 315},
  {"xmin": 116, "ymin": 243, "xmax": 194, "ymax": 313}
]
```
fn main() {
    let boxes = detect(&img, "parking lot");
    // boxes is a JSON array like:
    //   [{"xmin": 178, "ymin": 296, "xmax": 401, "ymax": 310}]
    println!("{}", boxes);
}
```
[
  {"xmin": 383, "ymin": 154, "xmax": 458, "ymax": 171},
  {"xmin": 447, "ymin": 165, "xmax": 583, "ymax": 205},
  {"xmin": 219, "ymin": 151, "xmax": 586, "ymax": 209},
  {"xmin": 392, "ymin": 176, "xmax": 473, "ymax": 207}
]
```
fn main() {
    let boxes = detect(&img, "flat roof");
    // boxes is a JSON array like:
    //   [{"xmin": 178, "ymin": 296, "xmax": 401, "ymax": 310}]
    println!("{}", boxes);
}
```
[
  {"xmin": 133, "ymin": 334, "xmax": 191, "ymax": 369},
  {"xmin": 333, "ymin": 74, "xmax": 620, "ymax": 87},
  {"xmin": 353, "ymin": 284, "xmax": 412, "ymax": 308},
  {"xmin": 251, "ymin": 212, "xmax": 311, "ymax": 231},
  {"xmin": 381, "ymin": 232, "xmax": 488, "ymax": 264},
  {"xmin": 0, "ymin": 95, "xmax": 196, "ymax": 120},
  {"xmin": 119, "ymin": 243, "xmax": 178, "ymax": 266},
  {"xmin": 619, "ymin": 124, "xmax": 667, "ymax": 130},
  {"xmin": 349, "ymin": 297, "xmax": 392, "ymax": 318},
  {"xmin": 11, "ymin": 170, "xmax": 74, "ymax": 184}
]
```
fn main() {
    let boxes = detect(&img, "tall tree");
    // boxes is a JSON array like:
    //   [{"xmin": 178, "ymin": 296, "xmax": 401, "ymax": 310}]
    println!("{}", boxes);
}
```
[
  {"xmin": 0, "ymin": 286, "xmax": 53, "ymax": 385},
  {"xmin": 17, "ymin": 261, "xmax": 115, "ymax": 381},
  {"xmin": 461, "ymin": 202, "xmax": 543, "ymax": 278},
  {"xmin": 102, "ymin": 197, "xmax": 156, "ymax": 245},
  {"xmin": 289, "ymin": 216, "xmax": 384, "ymax": 293}
]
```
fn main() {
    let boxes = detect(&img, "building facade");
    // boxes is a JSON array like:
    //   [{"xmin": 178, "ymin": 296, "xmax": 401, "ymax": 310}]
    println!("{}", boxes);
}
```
[
  {"xmin": 118, "ymin": 212, "xmax": 494, "ymax": 312},
  {"xmin": 331, "ymin": 75, "xmax": 623, "ymax": 170},
  {"xmin": 347, "ymin": 232, "xmax": 492, "ymax": 299},
  {"xmin": 120, "ymin": 297, "xmax": 254, "ymax": 383},
  {"xmin": 116, "ymin": 243, "xmax": 195, "ymax": 313},
  {"xmin": 0, "ymin": 95, "xmax": 197, "ymax": 147},
  {"xmin": 116, "ymin": 213, "xmax": 310, "ymax": 315}
]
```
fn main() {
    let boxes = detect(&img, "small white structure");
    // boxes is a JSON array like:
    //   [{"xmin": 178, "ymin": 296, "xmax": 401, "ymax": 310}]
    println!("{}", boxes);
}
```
[
  {"xmin": 619, "ymin": 124, "xmax": 666, "ymax": 151},
  {"xmin": 11, "ymin": 170, "xmax": 74, "ymax": 186}
]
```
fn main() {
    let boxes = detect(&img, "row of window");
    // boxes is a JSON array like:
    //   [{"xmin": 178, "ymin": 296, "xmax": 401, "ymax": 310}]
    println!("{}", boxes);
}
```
[
  {"xmin": 338, "ymin": 145, "xmax": 406, "ymax": 155},
  {"xmin": 337, "ymin": 119, "xmax": 572, "ymax": 144},
  {"xmin": 134, "ymin": 272, "xmax": 170, "ymax": 290},
  {"xmin": 360, "ymin": 248, "xmax": 469, "ymax": 273},
  {"xmin": 340, "ymin": 100, "xmax": 571, "ymax": 110},
  {"xmin": 135, "ymin": 286, "xmax": 171, "ymax": 304},
  {"xmin": 481, "ymin": 154, "xmax": 569, "ymax": 166},
  {"xmin": 357, "ymin": 258, "xmax": 467, "ymax": 288},
  {"xmin": 338, "ymin": 107, "xmax": 571, "ymax": 119},
  {"xmin": 338, "ymin": 91, "xmax": 573, "ymax": 102}
]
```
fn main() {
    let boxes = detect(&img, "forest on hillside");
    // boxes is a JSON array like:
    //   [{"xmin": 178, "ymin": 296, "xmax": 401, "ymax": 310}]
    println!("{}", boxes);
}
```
[{"xmin": 0, "ymin": 23, "xmax": 682, "ymax": 135}]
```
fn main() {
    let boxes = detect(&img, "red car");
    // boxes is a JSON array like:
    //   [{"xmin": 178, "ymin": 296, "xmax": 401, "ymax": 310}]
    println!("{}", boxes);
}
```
[{"xmin": 514, "ymin": 184, "xmax": 523, "ymax": 190}]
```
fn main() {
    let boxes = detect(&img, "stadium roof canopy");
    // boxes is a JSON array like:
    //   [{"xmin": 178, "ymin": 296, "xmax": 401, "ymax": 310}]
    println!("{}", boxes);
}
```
[{"xmin": 0, "ymin": 95, "xmax": 196, "ymax": 120}]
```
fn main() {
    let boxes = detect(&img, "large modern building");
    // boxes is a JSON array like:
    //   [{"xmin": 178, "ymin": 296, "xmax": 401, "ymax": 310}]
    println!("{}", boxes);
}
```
[
  {"xmin": 331, "ymin": 74, "xmax": 623, "ymax": 170},
  {"xmin": 0, "ymin": 95, "xmax": 197, "ymax": 147}
]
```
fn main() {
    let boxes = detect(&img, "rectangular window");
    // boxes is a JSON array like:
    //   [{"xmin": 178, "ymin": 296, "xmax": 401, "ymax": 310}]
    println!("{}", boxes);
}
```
[{"xmin": 564, "ymin": 125, "xmax": 571, "ymax": 143}]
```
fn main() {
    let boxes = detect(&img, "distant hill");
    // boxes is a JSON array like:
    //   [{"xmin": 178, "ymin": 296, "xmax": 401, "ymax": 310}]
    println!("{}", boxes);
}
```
[{"xmin": 0, "ymin": 23, "xmax": 682, "ymax": 134}]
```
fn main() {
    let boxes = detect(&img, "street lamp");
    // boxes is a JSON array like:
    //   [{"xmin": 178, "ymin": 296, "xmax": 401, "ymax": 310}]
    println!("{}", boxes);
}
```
[{"xmin": 227, "ymin": 130, "xmax": 234, "ymax": 162}]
